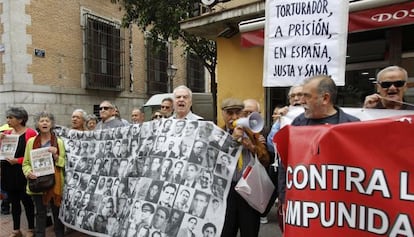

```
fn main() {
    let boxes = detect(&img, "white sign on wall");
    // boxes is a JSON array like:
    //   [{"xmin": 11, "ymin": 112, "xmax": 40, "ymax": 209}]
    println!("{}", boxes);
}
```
[{"xmin": 263, "ymin": 0, "xmax": 349, "ymax": 87}]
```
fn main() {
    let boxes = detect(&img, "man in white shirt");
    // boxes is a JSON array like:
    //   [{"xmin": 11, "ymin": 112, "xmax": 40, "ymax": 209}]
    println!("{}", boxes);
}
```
[{"xmin": 172, "ymin": 85, "xmax": 203, "ymax": 120}]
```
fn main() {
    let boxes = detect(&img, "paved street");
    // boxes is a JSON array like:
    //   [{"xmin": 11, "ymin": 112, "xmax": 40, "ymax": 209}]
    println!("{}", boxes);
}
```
[{"xmin": 1, "ymin": 204, "xmax": 282, "ymax": 237}]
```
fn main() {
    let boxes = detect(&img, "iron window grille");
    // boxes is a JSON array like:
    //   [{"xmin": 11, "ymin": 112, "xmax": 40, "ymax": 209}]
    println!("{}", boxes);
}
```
[
  {"xmin": 83, "ymin": 13, "xmax": 124, "ymax": 91},
  {"xmin": 146, "ymin": 38, "xmax": 168, "ymax": 95},
  {"xmin": 186, "ymin": 52, "xmax": 205, "ymax": 92}
]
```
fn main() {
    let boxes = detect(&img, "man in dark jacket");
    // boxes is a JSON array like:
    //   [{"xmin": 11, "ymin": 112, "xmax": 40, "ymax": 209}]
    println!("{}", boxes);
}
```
[
  {"xmin": 278, "ymin": 75, "xmax": 360, "ymax": 224},
  {"xmin": 220, "ymin": 98, "xmax": 270, "ymax": 237}
]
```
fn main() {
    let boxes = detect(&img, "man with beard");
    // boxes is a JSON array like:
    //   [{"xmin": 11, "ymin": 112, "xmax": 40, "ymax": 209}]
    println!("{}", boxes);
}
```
[
  {"xmin": 364, "ymin": 66, "xmax": 414, "ymax": 110},
  {"xmin": 277, "ymin": 75, "xmax": 360, "ymax": 233}
]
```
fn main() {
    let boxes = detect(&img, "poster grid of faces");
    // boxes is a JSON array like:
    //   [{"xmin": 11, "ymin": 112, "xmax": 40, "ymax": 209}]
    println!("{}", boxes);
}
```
[{"xmin": 58, "ymin": 119, "xmax": 241, "ymax": 237}]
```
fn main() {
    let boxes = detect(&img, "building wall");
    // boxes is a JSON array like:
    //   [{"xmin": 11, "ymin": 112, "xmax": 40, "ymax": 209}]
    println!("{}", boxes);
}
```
[
  {"xmin": 0, "ymin": 0, "xmax": 191, "ymax": 127},
  {"xmin": 216, "ymin": 35, "xmax": 265, "ymax": 127}
]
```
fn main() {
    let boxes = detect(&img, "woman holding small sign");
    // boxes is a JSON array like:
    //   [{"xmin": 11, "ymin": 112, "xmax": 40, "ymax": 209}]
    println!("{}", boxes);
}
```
[
  {"xmin": 1, "ymin": 107, "xmax": 37, "ymax": 237},
  {"xmin": 22, "ymin": 111, "xmax": 66, "ymax": 237}
]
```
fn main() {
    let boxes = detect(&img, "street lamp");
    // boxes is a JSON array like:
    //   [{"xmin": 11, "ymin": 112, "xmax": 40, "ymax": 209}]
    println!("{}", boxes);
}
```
[{"xmin": 167, "ymin": 64, "xmax": 178, "ymax": 93}]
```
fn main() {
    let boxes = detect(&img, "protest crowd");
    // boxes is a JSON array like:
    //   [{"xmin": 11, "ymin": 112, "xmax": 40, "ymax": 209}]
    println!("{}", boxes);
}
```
[{"xmin": 1, "ymin": 65, "xmax": 414, "ymax": 237}]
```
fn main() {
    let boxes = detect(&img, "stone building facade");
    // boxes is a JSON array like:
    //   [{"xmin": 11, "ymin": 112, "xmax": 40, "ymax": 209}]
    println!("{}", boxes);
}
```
[{"xmin": 0, "ymin": 0, "xmax": 206, "ymax": 127}]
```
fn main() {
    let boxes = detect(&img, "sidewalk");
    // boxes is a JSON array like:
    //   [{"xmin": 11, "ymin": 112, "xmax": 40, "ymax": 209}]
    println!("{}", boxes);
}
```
[
  {"xmin": 1, "ymin": 205, "xmax": 281, "ymax": 237},
  {"xmin": 0, "ymin": 210, "xmax": 87, "ymax": 237}
]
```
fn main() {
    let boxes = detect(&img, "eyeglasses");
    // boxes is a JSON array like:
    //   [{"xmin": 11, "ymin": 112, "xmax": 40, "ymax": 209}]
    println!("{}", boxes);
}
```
[
  {"xmin": 379, "ymin": 80, "xmax": 406, "ymax": 89},
  {"xmin": 152, "ymin": 114, "xmax": 164, "ymax": 119},
  {"xmin": 161, "ymin": 106, "xmax": 171, "ymax": 109},
  {"xmin": 100, "ymin": 106, "xmax": 113, "ymax": 111},
  {"xmin": 289, "ymin": 93, "xmax": 304, "ymax": 99},
  {"xmin": 242, "ymin": 110, "xmax": 254, "ymax": 116}
]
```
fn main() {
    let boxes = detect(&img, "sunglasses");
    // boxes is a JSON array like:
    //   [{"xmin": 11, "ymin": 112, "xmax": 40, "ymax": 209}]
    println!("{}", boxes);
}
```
[
  {"xmin": 379, "ymin": 80, "xmax": 406, "ymax": 89},
  {"xmin": 152, "ymin": 114, "xmax": 164, "ymax": 119},
  {"xmin": 100, "ymin": 106, "xmax": 113, "ymax": 111},
  {"xmin": 161, "ymin": 106, "xmax": 171, "ymax": 109}
]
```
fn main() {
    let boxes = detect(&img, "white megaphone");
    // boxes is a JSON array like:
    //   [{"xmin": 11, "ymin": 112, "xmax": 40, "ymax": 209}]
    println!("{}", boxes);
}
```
[{"xmin": 232, "ymin": 112, "xmax": 264, "ymax": 133}]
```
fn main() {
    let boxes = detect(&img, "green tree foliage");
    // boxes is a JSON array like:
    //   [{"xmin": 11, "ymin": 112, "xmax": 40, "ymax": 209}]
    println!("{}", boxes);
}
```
[{"xmin": 112, "ymin": 0, "xmax": 217, "ymax": 121}]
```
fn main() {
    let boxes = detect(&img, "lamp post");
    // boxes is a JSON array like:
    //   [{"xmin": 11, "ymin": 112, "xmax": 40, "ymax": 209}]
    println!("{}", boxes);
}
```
[{"xmin": 166, "ymin": 64, "xmax": 177, "ymax": 93}]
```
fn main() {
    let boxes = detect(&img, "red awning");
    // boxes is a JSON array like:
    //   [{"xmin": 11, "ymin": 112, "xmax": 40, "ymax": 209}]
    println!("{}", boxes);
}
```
[
  {"xmin": 240, "ymin": 29, "xmax": 264, "ymax": 47},
  {"xmin": 349, "ymin": 1, "xmax": 414, "ymax": 32},
  {"xmin": 241, "ymin": 1, "xmax": 414, "ymax": 48}
]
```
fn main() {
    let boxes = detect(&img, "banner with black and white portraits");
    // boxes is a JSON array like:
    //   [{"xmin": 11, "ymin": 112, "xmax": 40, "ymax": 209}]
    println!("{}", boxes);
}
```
[{"xmin": 57, "ymin": 119, "xmax": 241, "ymax": 237}]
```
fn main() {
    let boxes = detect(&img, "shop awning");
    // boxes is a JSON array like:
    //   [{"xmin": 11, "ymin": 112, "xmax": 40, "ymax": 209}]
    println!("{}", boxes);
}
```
[{"xmin": 240, "ymin": 1, "xmax": 414, "ymax": 48}]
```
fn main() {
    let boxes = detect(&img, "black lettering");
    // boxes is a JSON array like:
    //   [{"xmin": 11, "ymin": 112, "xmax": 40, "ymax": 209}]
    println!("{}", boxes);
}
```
[
  {"xmin": 275, "ymin": 0, "xmax": 329, "ymax": 18},
  {"xmin": 273, "ymin": 64, "xmax": 296, "ymax": 77},
  {"xmin": 305, "ymin": 64, "xmax": 328, "ymax": 77}
]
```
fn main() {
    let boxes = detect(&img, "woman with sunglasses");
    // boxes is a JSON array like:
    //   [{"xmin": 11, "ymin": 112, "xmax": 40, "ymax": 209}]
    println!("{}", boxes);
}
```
[
  {"xmin": 151, "ymin": 110, "xmax": 165, "ymax": 120},
  {"xmin": 363, "ymin": 66, "xmax": 414, "ymax": 110}
]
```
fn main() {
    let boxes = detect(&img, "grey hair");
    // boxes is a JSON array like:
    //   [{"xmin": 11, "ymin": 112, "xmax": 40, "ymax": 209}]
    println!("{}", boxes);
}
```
[
  {"xmin": 304, "ymin": 75, "xmax": 337, "ymax": 104},
  {"xmin": 173, "ymin": 85, "xmax": 193, "ymax": 99},
  {"xmin": 376, "ymin": 65, "xmax": 408, "ymax": 82},
  {"xmin": 86, "ymin": 113, "xmax": 98, "ymax": 122},
  {"xmin": 288, "ymin": 85, "xmax": 303, "ymax": 97},
  {"xmin": 6, "ymin": 107, "xmax": 29, "ymax": 126},
  {"xmin": 33, "ymin": 111, "xmax": 56, "ymax": 131},
  {"xmin": 73, "ymin": 109, "xmax": 87, "ymax": 121},
  {"xmin": 162, "ymin": 97, "xmax": 173, "ymax": 103}
]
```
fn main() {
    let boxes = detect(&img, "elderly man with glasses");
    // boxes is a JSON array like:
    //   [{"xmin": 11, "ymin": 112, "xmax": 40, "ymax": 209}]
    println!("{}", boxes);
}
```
[
  {"xmin": 96, "ymin": 100, "xmax": 125, "ymax": 129},
  {"xmin": 364, "ymin": 65, "xmax": 414, "ymax": 110}
]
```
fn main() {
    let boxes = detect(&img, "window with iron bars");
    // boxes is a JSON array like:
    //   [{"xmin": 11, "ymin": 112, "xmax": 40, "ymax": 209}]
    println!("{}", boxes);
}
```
[
  {"xmin": 146, "ymin": 38, "xmax": 168, "ymax": 95},
  {"xmin": 83, "ymin": 13, "xmax": 124, "ymax": 91},
  {"xmin": 187, "ymin": 52, "xmax": 205, "ymax": 92}
]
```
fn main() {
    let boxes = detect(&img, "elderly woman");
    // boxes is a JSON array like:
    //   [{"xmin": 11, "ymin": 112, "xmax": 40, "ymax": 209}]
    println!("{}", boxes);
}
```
[
  {"xmin": 1, "ymin": 107, "xmax": 37, "ymax": 237},
  {"xmin": 151, "ymin": 110, "xmax": 165, "ymax": 120},
  {"xmin": 71, "ymin": 109, "xmax": 87, "ymax": 131},
  {"xmin": 85, "ymin": 113, "xmax": 98, "ymax": 131},
  {"xmin": 22, "ymin": 111, "xmax": 66, "ymax": 237}
]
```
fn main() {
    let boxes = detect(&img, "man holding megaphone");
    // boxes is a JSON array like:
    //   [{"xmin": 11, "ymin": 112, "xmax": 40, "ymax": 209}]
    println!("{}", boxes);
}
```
[{"xmin": 219, "ymin": 98, "xmax": 270, "ymax": 237}]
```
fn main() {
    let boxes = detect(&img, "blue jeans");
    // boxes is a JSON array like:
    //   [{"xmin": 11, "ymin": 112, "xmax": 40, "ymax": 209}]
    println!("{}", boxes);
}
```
[{"xmin": 32, "ymin": 195, "xmax": 64, "ymax": 237}]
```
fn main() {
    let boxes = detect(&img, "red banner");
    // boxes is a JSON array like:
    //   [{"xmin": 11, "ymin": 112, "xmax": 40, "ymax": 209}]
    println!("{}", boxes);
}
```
[
  {"xmin": 349, "ymin": 1, "xmax": 414, "ymax": 33},
  {"xmin": 274, "ymin": 116, "xmax": 414, "ymax": 236}
]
